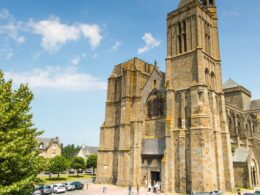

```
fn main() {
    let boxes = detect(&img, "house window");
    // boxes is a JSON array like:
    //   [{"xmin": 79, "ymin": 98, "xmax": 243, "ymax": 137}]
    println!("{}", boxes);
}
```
[{"xmin": 39, "ymin": 143, "xmax": 44, "ymax": 149}]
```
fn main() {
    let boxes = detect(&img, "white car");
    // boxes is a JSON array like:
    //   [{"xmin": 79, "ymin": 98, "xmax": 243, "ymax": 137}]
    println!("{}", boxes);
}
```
[
  {"xmin": 63, "ymin": 182, "xmax": 76, "ymax": 191},
  {"xmin": 53, "ymin": 183, "xmax": 66, "ymax": 193}
]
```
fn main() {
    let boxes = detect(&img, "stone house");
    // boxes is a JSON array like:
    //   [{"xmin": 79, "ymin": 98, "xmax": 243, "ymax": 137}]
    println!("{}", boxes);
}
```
[
  {"xmin": 37, "ymin": 137, "xmax": 61, "ymax": 158},
  {"xmin": 77, "ymin": 145, "xmax": 98, "ymax": 161}
]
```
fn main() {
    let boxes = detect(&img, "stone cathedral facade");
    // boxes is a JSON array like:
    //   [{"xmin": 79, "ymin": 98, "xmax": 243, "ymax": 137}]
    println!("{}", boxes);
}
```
[{"xmin": 96, "ymin": 0, "xmax": 260, "ymax": 193}]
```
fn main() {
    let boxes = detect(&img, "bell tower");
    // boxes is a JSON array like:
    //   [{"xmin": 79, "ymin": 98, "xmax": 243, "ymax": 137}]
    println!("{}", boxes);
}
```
[{"xmin": 163, "ymin": 0, "xmax": 235, "ymax": 193}]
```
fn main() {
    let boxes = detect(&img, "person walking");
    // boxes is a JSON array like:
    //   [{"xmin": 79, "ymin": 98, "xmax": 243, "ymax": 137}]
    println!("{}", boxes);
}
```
[
  {"xmin": 128, "ymin": 185, "xmax": 132, "ymax": 195},
  {"xmin": 136, "ymin": 184, "xmax": 140, "ymax": 195}
]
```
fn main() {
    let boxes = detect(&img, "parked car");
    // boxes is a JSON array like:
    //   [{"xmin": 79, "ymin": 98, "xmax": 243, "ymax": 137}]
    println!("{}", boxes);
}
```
[
  {"xmin": 69, "ymin": 169, "xmax": 75, "ymax": 174},
  {"xmin": 194, "ymin": 191, "xmax": 222, "ymax": 195},
  {"xmin": 42, "ymin": 185, "xmax": 52, "ymax": 194},
  {"xmin": 77, "ymin": 168, "xmax": 83, "ymax": 173},
  {"xmin": 255, "ymin": 191, "xmax": 260, "ymax": 195},
  {"xmin": 33, "ymin": 186, "xmax": 43, "ymax": 195},
  {"xmin": 52, "ymin": 184, "xmax": 66, "ymax": 194},
  {"xmin": 243, "ymin": 193, "xmax": 254, "ymax": 195},
  {"xmin": 63, "ymin": 182, "xmax": 76, "ymax": 191},
  {"xmin": 70, "ymin": 181, "xmax": 84, "ymax": 190}
]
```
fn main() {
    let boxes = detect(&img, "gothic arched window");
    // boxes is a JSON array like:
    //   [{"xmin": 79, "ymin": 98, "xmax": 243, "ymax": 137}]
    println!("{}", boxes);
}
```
[{"xmin": 147, "ymin": 90, "xmax": 165, "ymax": 118}]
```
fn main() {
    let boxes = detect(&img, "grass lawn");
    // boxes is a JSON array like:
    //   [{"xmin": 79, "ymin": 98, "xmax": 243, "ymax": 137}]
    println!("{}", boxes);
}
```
[{"xmin": 38, "ymin": 174, "xmax": 95, "ymax": 184}]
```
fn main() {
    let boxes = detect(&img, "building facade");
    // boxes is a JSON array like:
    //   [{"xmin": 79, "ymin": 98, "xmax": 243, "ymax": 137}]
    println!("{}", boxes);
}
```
[
  {"xmin": 96, "ymin": 0, "xmax": 260, "ymax": 193},
  {"xmin": 37, "ymin": 137, "xmax": 61, "ymax": 158}
]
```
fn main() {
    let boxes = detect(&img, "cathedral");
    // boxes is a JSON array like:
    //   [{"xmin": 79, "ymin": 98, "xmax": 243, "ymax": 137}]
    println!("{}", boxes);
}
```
[{"xmin": 96, "ymin": 0, "xmax": 260, "ymax": 193}]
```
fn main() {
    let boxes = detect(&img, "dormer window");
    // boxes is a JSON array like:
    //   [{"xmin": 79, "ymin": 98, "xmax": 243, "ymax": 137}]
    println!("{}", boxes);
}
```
[{"xmin": 39, "ymin": 143, "xmax": 44, "ymax": 149}]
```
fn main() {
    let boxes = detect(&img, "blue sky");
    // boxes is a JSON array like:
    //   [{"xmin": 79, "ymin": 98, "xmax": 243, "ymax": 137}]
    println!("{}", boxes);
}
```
[{"xmin": 0, "ymin": 0, "xmax": 259, "ymax": 146}]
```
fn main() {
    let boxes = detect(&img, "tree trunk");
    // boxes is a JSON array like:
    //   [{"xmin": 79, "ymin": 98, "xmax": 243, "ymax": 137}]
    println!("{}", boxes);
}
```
[
  {"xmin": 77, "ymin": 170, "xmax": 79, "ymax": 177},
  {"xmin": 58, "ymin": 172, "xmax": 60, "ymax": 179}
]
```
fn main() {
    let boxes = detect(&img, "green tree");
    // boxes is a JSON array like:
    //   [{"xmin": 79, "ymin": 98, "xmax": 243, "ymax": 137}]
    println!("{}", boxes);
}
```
[
  {"xmin": 48, "ymin": 156, "xmax": 69, "ymax": 178},
  {"xmin": 70, "ymin": 156, "xmax": 85, "ymax": 176},
  {"xmin": 61, "ymin": 144, "xmax": 80, "ymax": 159},
  {"xmin": 0, "ymin": 72, "xmax": 46, "ymax": 194},
  {"xmin": 86, "ymin": 154, "xmax": 97, "ymax": 174}
]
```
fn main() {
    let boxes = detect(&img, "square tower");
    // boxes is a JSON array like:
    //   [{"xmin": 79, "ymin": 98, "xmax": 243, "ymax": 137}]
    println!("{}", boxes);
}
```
[{"xmin": 164, "ymin": 0, "xmax": 235, "ymax": 193}]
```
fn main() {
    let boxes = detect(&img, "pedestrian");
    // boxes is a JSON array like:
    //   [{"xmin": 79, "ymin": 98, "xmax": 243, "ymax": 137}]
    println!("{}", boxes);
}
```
[
  {"xmin": 137, "ymin": 184, "xmax": 140, "ymax": 195},
  {"xmin": 237, "ymin": 188, "xmax": 241, "ymax": 195},
  {"xmin": 102, "ymin": 186, "xmax": 106, "ymax": 193},
  {"xmin": 128, "ymin": 185, "xmax": 132, "ymax": 195}
]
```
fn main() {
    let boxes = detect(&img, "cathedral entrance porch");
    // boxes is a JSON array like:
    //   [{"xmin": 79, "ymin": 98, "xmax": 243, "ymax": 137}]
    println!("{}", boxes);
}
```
[{"xmin": 151, "ymin": 171, "xmax": 160, "ymax": 185}]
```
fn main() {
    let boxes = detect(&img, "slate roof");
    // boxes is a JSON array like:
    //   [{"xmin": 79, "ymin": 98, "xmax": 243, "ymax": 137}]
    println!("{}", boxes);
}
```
[
  {"xmin": 249, "ymin": 99, "xmax": 260, "ymax": 110},
  {"xmin": 37, "ymin": 137, "xmax": 60, "ymax": 150},
  {"xmin": 142, "ymin": 138, "xmax": 165, "ymax": 155},
  {"xmin": 233, "ymin": 148, "xmax": 250, "ymax": 163},
  {"xmin": 79, "ymin": 145, "xmax": 98, "ymax": 156},
  {"xmin": 223, "ymin": 79, "xmax": 240, "ymax": 89}
]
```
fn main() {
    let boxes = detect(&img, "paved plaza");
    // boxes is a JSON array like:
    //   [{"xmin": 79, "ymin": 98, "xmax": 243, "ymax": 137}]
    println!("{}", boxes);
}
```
[
  {"xmin": 63, "ymin": 183, "xmax": 260, "ymax": 195},
  {"xmin": 68, "ymin": 184, "xmax": 159, "ymax": 195}
]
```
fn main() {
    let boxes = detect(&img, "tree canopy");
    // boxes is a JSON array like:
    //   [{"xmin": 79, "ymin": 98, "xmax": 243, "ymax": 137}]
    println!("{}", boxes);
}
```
[
  {"xmin": 86, "ymin": 154, "xmax": 97, "ymax": 173},
  {"xmin": 0, "ymin": 72, "xmax": 45, "ymax": 194},
  {"xmin": 61, "ymin": 144, "xmax": 81, "ymax": 159},
  {"xmin": 48, "ymin": 156, "xmax": 69, "ymax": 178},
  {"xmin": 70, "ymin": 156, "xmax": 85, "ymax": 176}
]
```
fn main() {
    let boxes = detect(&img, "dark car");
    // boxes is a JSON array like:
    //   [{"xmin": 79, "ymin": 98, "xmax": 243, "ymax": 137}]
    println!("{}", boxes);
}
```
[
  {"xmin": 243, "ymin": 193, "xmax": 254, "ymax": 195},
  {"xmin": 255, "ymin": 191, "xmax": 260, "ymax": 195},
  {"xmin": 194, "ymin": 191, "xmax": 222, "ymax": 195},
  {"xmin": 71, "ymin": 181, "xmax": 84, "ymax": 190}
]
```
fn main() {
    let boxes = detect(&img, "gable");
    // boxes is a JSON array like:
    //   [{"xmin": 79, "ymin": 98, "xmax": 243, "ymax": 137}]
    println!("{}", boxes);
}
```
[{"xmin": 141, "ymin": 68, "xmax": 165, "ymax": 104}]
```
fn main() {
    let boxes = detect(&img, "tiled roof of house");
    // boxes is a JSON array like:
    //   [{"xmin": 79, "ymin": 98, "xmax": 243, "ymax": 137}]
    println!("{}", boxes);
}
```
[
  {"xmin": 79, "ymin": 145, "xmax": 98, "ymax": 157},
  {"xmin": 37, "ymin": 137, "xmax": 60, "ymax": 150}
]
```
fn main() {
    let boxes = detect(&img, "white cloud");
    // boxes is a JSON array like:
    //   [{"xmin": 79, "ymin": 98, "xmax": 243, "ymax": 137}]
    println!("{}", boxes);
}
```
[
  {"xmin": 80, "ymin": 24, "xmax": 102, "ymax": 49},
  {"xmin": 30, "ymin": 17, "xmax": 102, "ymax": 52},
  {"xmin": 5, "ymin": 66, "xmax": 107, "ymax": 91},
  {"xmin": 0, "ymin": 9, "xmax": 26, "ymax": 44},
  {"xmin": 111, "ymin": 41, "xmax": 122, "ymax": 51},
  {"xmin": 30, "ymin": 16, "xmax": 80, "ymax": 52},
  {"xmin": 70, "ymin": 53, "xmax": 87, "ymax": 65},
  {"xmin": 138, "ymin": 33, "xmax": 160, "ymax": 54},
  {"xmin": 0, "ymin": 9, "xmax": 103, "ymax": 52},
  {"xmin": 70, "ymin": 55, "xmax": 81, "ymax": 66},
  {"xmin": 220, "ymin": 8, "xmax": 240, "ymax": 18}
]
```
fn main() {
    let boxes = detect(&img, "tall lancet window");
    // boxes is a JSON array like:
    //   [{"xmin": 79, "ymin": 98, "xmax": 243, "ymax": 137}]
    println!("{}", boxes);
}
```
[{"xmin": 177, "ymin": 22, "xmax": 182, "ymax": 54}]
